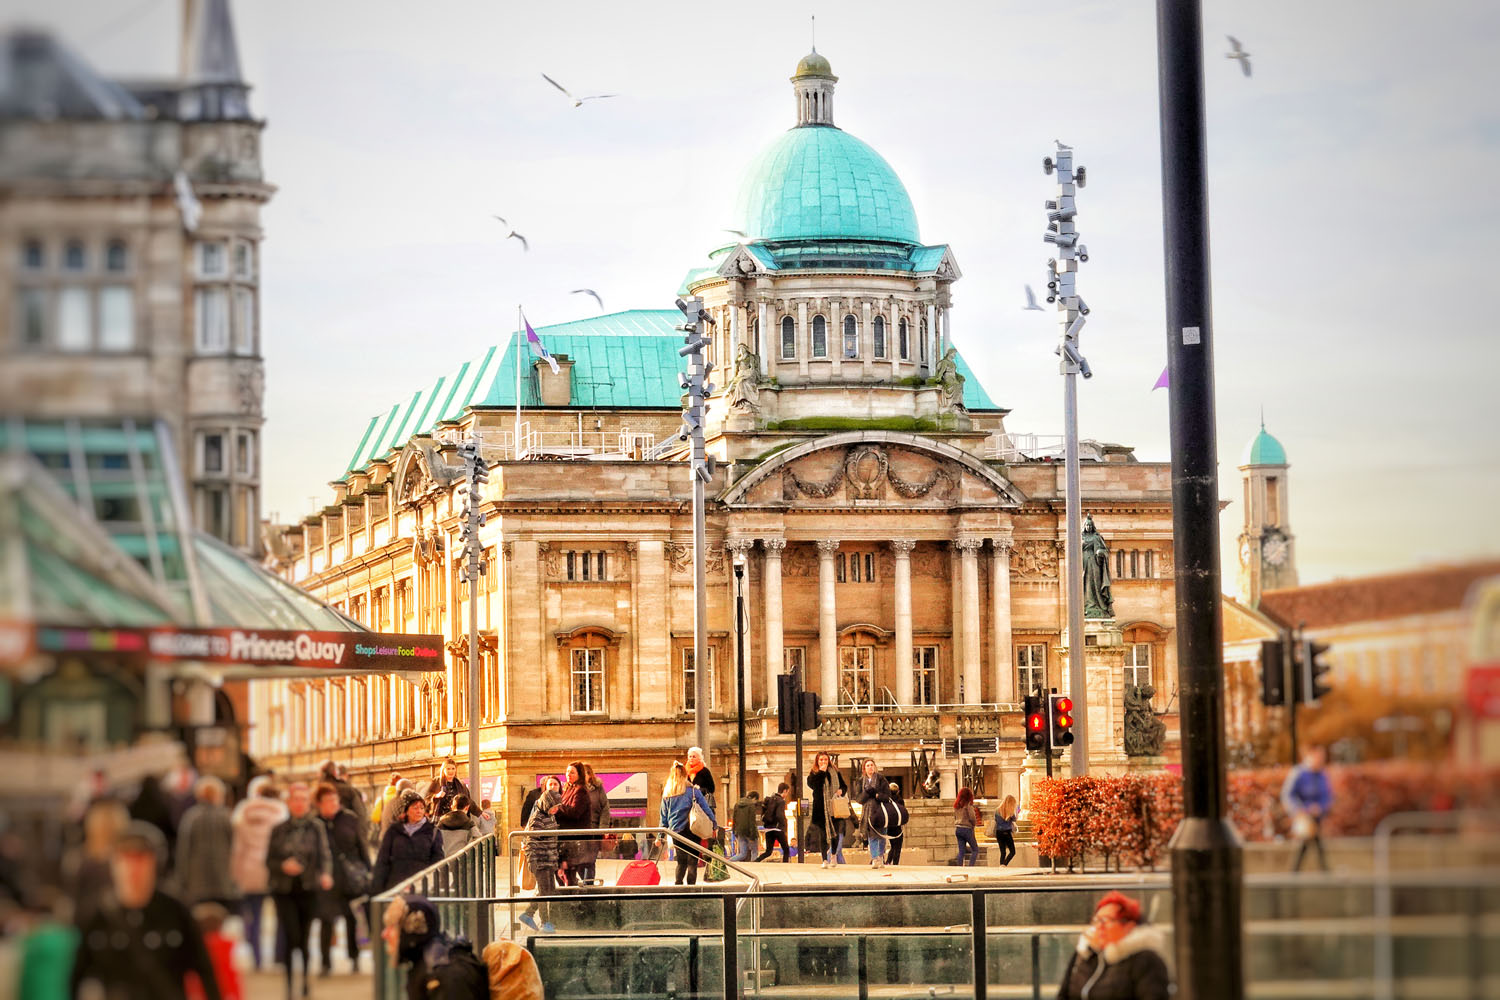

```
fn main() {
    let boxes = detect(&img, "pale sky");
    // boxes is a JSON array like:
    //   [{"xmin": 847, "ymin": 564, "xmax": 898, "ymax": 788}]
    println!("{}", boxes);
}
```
[{"xmin": 14, "ymin": 0, "xmax": 1500, "ymax": 585}]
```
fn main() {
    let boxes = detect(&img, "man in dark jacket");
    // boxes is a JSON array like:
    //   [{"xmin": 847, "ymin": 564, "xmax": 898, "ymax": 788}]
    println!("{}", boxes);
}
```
[
  {"xmin": 730, "ymin": 791, "xmax": 761, "ymax": 862},
  {"xmin": 1055, "ymin": 891, "xmax": 1170, "ymax": 1000},
  {"xmin": 267, "ymin": 782, "xmax": 333, "ymax": 998},
  {"xmin": 320, "ymin": 760, "xmax": 369, "ymax": 833},
  {"xmin": 314, "ymin": 782, "xmax": 369, "ymax": 975},
  {"xmin": 71, "ymin": 821, "xmax": 221, "ymax": 1000},
  {"xmin": 371, "ymin": 789, "xmax": 445, "ymax": 895},
  {"xmin": 756, "ymin": 784, "xmax": 790, "ymax": 862}
]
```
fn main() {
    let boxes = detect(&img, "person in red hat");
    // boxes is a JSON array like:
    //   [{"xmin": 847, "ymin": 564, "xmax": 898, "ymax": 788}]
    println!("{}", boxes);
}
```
[{"xmin": 1054, "ymin": 891, "xmax": 1171, "ymax": 1000}]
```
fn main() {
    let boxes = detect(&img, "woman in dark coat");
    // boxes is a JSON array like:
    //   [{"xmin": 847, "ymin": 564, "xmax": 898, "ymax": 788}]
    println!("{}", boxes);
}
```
[
  {"xmin": 805, "ymin": 751, "xmax": 848, "ymax": 869},
  {"xmin": 314, "ymin": 781, "xmax": 370, "ymax": 975},
  {"xmin": 553, "ymin": 761, "xmax": 591, "ymax": 884},
  {"xmin": 1055, "ymin": 891, "xmax": 1171, "ymax": 1000},
  {"xmin": 371, "ymin": 790, "xmax": 444, "ymax": 895},
  {"xmin": 266, "ymin": 782, "xmax": 333, "ymax": 998},
  {"xmin": 853, "ymin": 760, "xmax": 894, "ymax": 868}
]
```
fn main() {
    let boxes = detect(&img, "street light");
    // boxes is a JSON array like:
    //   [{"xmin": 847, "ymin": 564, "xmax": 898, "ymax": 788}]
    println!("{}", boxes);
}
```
[{"xmin": 733, "ymin": 552, "xmax": 748, "ymax": 798}]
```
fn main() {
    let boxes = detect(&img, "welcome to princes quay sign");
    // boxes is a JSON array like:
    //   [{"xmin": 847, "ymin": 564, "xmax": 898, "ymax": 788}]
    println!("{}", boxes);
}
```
[{"xmin": 0, "ymin": 623, "xmax": 445, "ymax": 674}]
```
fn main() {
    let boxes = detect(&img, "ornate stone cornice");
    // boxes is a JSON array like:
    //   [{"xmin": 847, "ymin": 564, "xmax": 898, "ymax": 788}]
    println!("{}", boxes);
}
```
[
  {"xmin": 761, "ymin": 537, "xmax": 788, "ymax": 554},
  {"xmin": 953, "ymin": 536, "xmax": 984, "ymax": 553},
  {"xmin": 724, "ymin": 538, "xmax": 756, "ymax": 555},
  {"xmin": 890, "ymin": 538, "xmax": 918, "ymax": 555},
  {"xmin": 816, "ymin": 539, "xmax": 841, "ymax": 555}
]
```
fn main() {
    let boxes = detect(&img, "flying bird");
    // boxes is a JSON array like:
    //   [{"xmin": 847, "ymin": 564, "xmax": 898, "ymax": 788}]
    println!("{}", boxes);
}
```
[
  {"xmin": 1023, "ymin": 285, "xmax": 1045, "ymax": 311},
  {"xmin": 570, "ymin": 288, "xmax": 604, "ymax": 310},
  {"xmin": 492, "ymin": 215, "xmax": 529, "ymax": 251},
  {"xmin": 1226, "ymin": 36, "xmax": 1252, "ymax": 77},
  {"xmin": 541, "ymin": 73, "xmax": 617, "ymax": 108},
  {"xmin": 723, "ymin": 228, "xmax": 749, "ymax": 239}
]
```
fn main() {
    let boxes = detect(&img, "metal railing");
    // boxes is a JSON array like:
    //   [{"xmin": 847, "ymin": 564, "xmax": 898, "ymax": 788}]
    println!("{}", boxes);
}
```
[
  {"xmin": 514, "ymin": 422, "xmax": 656, "ymax": 460},
  {"xmin": 369, "ymin": 831, "xmax": 499, "ymax": 987}
]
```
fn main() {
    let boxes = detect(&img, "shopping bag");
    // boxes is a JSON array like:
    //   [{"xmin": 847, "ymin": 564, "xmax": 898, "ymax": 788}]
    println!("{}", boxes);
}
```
[
  {"xmin": 831, "ymin": 794, "xmax": 851, "ymax": 820},
  {"xmin": 689, "ymin": 800, "xmax": 715, "ymax": 839},
  {"xmin": 520, "ymin": 858, "xmax": 536, "ymax": 891},
  {"xmin": 704, "ymin": 841, "xmax": 729, "ymax": 883}
]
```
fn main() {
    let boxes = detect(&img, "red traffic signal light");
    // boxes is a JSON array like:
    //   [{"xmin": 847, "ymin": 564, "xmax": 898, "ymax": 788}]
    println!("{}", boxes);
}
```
[
  {"xmin": 1027, "ymin": 713, "xmax": 1046, "ymax": 731},
  {"xmin": 1050, "ymin": 691, "xmax": 1076, "ymax": 747},
  {"xmin": 1054, "ymin": 696, "xmax": 1073, "ymax": 714}
]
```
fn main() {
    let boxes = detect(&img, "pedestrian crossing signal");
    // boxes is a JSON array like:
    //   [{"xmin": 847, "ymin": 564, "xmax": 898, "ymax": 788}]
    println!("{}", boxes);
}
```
[{"xmin": 1024, "ymin": 694, "xmax": 1046, "ymax": 752}]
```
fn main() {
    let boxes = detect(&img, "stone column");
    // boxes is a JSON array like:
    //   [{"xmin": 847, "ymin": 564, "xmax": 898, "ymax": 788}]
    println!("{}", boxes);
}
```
[
  {"xmin": 956, "ymin": 536, "xmax": 983, "ymax": 705},
  {"xmin": 762, "ymin": 538, "xmax": 786, "ymax": 711},
  {"xmin": 949, "ymin": 545, "xmax": 962, "ymax": 702},
  {"xmin": 991, "ymin": 538, "xmax": 1015, "ymax": 703},
  {"xmin": 941, "ymin": 304, "xmax": 952, "ymax": 358},
  {"xmin": 726, "ymin": 538, "xmax": 756, "ymax": 711},
  {"xmin": 892, "ymin": 539, "xmax": 917, "ymax": 706},
  {"xmin": 797, "ymin": 299, "xmax": 809, "ymax": 378},
  {"xmin": 926, "ymin": 302, "xmax": 937, "ymax": 370},
  {"xmin": 757, "ymin": 300, "xmax": 769, "ymax": 377},
  {"xmin": 817, "ymin": 539, "xmax": 840, "ymax": 703},
  {"xmin": 829, "ymin": 298, "xmax": 842, "ymax": 378}
]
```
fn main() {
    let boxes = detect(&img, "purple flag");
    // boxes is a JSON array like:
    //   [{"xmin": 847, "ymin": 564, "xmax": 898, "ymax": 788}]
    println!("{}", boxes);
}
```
[
  {"xmin": 523, "ymin": 312, "xmax": 560, "ymax": 374},
  {"xmin": 1152, "ymin": 365, "xmax": 1169, "ymax": 391}
]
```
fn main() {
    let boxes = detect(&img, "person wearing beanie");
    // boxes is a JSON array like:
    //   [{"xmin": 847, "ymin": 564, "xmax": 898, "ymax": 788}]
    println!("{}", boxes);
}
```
[
  {"xmin": 70, "ymin": 821, "xmax": 222, "ymax": 1000},
  {"xmin": 371, "ymin": 788, "xmax": 444, "ymax": 896},
  {"xmin": 379, "ymin": 894, "xmax": 488, "ymax": 1000},
  {"xmin": 1055, "ymin": 891, "xmax": 1171, "ymax": 1000},
  {"xmin": 518, "ymin": 786, "xmax": 562, "ymax": 933}
]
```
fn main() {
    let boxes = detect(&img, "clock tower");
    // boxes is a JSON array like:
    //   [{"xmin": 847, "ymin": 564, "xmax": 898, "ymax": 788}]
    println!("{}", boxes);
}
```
[{"xmin": 1237, "ymin": 419, "xmax": 1298, "ymax": 607}]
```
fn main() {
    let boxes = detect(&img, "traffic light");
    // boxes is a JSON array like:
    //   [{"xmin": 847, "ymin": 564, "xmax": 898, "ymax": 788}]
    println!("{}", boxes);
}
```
[
  {"xmin": 799, "ymin": 690, "xmax": 821, "ymax": 732},
  {"xmin": 777, "ymin": 675, "xmax": 798, "ymax": 734},
  {"xmin": 1024, "ymin": 694, "xmax": 1046, "ymax": 752},
  {"xmin": 1259, "ymin": 639, "xmax": 1286, "ymax": 706},
  {"xmin": 1050, "ymin": 693, "xmax": 1075, "ymax": 747},
  {"xmin": 1301, "ymin": 638, "xmax": 1332, "ymax": 705}
]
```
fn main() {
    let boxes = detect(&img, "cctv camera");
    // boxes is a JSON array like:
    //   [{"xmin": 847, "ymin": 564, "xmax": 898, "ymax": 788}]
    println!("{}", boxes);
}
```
[
  {"xmin": 1043, "ymin": 156, "xmax": 1054, "ymax": 174},
  {"xmin": 1079, "ymin": 357, "xmax": 1093, "ymax": 379}
]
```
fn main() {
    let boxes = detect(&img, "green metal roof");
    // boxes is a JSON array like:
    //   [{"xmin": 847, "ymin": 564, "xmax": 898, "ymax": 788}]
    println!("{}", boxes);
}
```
[
  {"xmin": 734, "ymin": 126, "xmax": 920, "ymax": 244},
  {"xmin": 1242, "ymin": 425, "xmax": 1287, "ymax": 466}
]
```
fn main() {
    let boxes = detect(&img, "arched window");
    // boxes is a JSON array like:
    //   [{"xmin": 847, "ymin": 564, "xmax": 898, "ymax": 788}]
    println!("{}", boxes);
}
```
[
  {"xmin": 780, "ymin": 316, "xmax": 796, "ymax": 359},
  {"xmin": 898, "ymin": 318, "xmax": 910, "ymax": 360},
  {"xmin": 919, "ymin": 318, "xmax": 929, "ymax": 364},
  {"xmin": 873, "ymin": 316, "xmax": 887, "ymax": 359},
  {"xmin": 563, "ymin": 629, "xmax": 614, "ymax": 715},
  {"xmin": 843, "ymin": 315, "xmax": 859, "ymax": 359},
  {"xmin": 105, "ymin": 240, "xmax": 129, "ymax": 272},
  {"xmin": 812, "ymin": 315, "xmax": 827, "ymax": 358},
  {"xmin": 63, "ymin": 239, "xmax": 87, "ymax": 272}
]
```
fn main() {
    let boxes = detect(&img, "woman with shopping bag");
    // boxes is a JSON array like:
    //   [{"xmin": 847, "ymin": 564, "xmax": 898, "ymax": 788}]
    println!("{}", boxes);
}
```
[
  {"xmin": 806, "ymin": 752, "xmax": 848, "ymax": 869},
  {"xmin": 659, "ymin": 761, "xmax": 716, "ymax": 885}
]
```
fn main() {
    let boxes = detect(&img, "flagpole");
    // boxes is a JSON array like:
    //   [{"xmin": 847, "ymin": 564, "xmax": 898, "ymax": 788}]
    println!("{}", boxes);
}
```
[{"xmin": 515, "ymin": 306, "xmax": 523, "ymax": 459}]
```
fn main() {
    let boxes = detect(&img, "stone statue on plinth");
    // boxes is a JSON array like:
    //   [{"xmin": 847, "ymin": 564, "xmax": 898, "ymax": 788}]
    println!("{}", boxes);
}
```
[
  {"xmin": 1082, "ymin": 514, "xmax": 1113, "ymax": 619},
  {"xmin": 1124, "ymin": 684, "xmax": 1166, "ymax": 757},
  {"xmin": 725, "ymin": 343, "xmax": 762, "ymax": 412},
  {"xmin": 934, "ymin": 347, "xmax": 965, "ymax": 409}
]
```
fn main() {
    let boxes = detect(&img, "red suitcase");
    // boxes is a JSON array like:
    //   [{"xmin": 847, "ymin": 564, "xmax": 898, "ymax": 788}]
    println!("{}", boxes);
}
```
[{"xmin": 617, "ymin": 859, "xmax": 662, "ymax": 886}]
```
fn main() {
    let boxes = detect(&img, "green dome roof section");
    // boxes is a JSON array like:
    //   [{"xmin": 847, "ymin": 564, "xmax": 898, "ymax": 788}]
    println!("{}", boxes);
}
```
[
  {"xmin": 1241, "ymin": 424, "xmax": 1287, "ymax": 466},
  {"xmin": 734, "ymin": 126, "xmax": 920, "ymax": 244}
]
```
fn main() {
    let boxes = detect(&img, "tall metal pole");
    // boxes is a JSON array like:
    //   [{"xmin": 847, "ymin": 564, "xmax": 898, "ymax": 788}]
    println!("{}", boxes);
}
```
[
  {"xmin": 792, "ymin": 662, "xmax": 806, "ymax": 864},
  {"xmin": 1155, "ymin": 2, "xmax": 1244, "ymax": 997},
  {"xmin": 458, "ymin": 439, "xmax": 489, "ymax": 806},
  {"xmin": 734, "ymin": 559, "xmax": 748, "ymax": 796},
  {"xmin": 1063, "ymin": 374, "xmax": 1087, "ymax": 776},
  {"xmin": 677, "ymin": 297, "xmax": 715, "ymax": 757},
  {"xmin": 692, "ymin": 473, "xmax": 709, "ymax": 754}
]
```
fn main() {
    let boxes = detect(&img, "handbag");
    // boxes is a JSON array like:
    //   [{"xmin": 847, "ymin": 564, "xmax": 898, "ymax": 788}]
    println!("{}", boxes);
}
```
[
  {"xmin": 520, "ymin": 858, "xmax": 536, "ymax": 891},
  {"xmin": 689, "ymin": 797, "xmax": 715, "ymax": 840},
  {"xmin": 339, "ymin": 855, "xmax": 371, "ymax": 898},
  {"xmin": 831, "ymin": 793, "xmax": 851, "ymax": 820}
]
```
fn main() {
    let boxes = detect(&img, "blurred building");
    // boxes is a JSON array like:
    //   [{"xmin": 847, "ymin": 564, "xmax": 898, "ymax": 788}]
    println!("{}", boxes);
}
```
[
  {"xmin": 0, "ymin": 0, "xmax": 270, "ymax": 555},
  {"xmin": 258, "ymin": 52, "xmax": 1183, "ymax": 828}
]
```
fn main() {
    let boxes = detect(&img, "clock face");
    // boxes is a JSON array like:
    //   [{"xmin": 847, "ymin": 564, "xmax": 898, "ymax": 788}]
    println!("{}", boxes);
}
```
[{"xmin": 1264, "ymin": 534, "xmax": 1289, "ymax": 567}]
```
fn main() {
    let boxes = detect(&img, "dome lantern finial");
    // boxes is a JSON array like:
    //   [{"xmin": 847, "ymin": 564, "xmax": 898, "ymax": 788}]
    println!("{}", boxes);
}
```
[{"xmin": 791, "ymin": 47, "xmax": 837, "ymax": 127}]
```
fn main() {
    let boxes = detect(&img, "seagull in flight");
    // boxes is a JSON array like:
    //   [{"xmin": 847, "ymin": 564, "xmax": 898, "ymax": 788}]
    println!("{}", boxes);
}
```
[
  {"xmin": 1226, "ymin": 36, "xmax": 1252, "ymax": 77},
  {"xmin": 1023, "ymin": 285, "xmax": 1045, "ymax": 311},
  {"xmin": 492, "ymin": 215, "xmax": 528, "ymax": 251},
  {"xmin": 723, "ymin": 228, "xmax": 750, "ymax": 240},
  {"xmin": 541, "ymin": 73, "xmax": 617, "ymax": 108},
  {"xmin": 570, "ymin": 288, "xmax": 604, "ymax": 310}
]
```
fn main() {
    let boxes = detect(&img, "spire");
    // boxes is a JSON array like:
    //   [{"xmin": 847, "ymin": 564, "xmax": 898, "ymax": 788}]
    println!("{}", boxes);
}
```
[
  {"xmin": 178, "ymin": 0, "xmax": 251, "ymax": 120},
  {"xmin": 791, "ymin": 48, "xmax": 837, "ymax": 127}
]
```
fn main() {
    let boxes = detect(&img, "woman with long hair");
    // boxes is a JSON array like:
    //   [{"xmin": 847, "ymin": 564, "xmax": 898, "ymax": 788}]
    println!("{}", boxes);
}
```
[
  {"xmin": 577, "ymin": 763, "xmax": 612, "ymax": 885},
  {"xmin": 554, "ymin": 761, "xmax": 591, "ymax": 885},
  {"xmin": 658, "ymin": 762, "xmax": 715, "ymax": 885},
  {"xmin": 992, "ymin": 794, "xmax": 1018, "ymax": 867},
  {"xmin": 953, "ymin": 787, "xmax": 979, "ymax": 866},
  {"xmin": 854, "ymin": 759, "xmax": 893, "ymax": 869},
  {"xmin": 806, "ymin": 751, "xmax": 848, "ymax": 869}
]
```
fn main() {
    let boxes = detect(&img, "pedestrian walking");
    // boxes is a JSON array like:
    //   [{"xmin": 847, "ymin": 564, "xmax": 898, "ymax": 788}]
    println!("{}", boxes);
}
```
[
  {"xmin": 175, "ymin": 777, "xmax": 239, "ymax": 908},
  {"xmin": 266, "ymin": 782, "xmax": 333, "ymax": 999},
  {"xmin": 519, "ymin": 781, "xmax": 545, "ymax": 829},
  {"xmin": 475, "ymin": 798, "xmax": 497, "ymax": 837},
  {"xmin": 885, "ymin": 782, "xmax": 910, "ymax": 866},
  {"xmin": 230, "ymin": 776, "xmax": 288, "ymax": 971},
  {"xmin": 318, "ymin": 761, "xmax": 369, "ymax": 836},
  {"xmin": 577, "ymin": 763, "xmax": 612, "ymax": 884},
  {"xmin": 659, "ymin": 761, "xmax": 715, "ymax": 885},
  {"xmin": 436, "ymin": 794, "xmax": 481, "ymax": 857},
  {"xmin": 729, "ymin": 790, "xmax": 761, "ymax": 862},
  {"xmin": 519, "ymin": 786, "xmax": 562, "ymax": 933},
  {"xmin": 371, "ymin": 789, "xmax": 444, "ymax": 896},
  {"xmin": 377, "ymin": 778, "xmax": 415, "ymax": 844},
  {"xmin": 1054, "ymin": 891, "xmax": 1170, "ymax": 1000},
  {"xmin": 379, "ymin": 895, "xmax": 491, "ymax": 1000},
  {"xmin": 1282, "ymin": 744, "xmax": 1333, "ymax": 872},
  {"xmin": 313, "ymin": 782, "xmax": 369, "ymax": 976},
  {"xmin": 755, "ymin": 784, "xmax": 791, "ymax": 862},
  {"xmin": 805, "ymin": 752, "xmax": 848, "ymax": 869},
  {"xmin": 685, "ymin": 747, "xmax": 716, "ymax": 809},
  {"xmin": 953, "ymin": 787, "xmax": 979, "ymax": 866},
  {"xmin": 368, "ymin": 773, "xmax": 402, "ymax": 843},
  {"xmin": 431, "ymin": 757, "xmax": 471, "ymax": 820},
  {"xmin": 991, "ymin": 794, "xmax": 1018, "ymax": 867},
  {"xmin": 70, "ymin": 821, "xmax": 221, "ymax": 1000},
  {"xmin": 63, "ymin": 798, "xmax": 130, "ymax": 927},
  {"xmin": 554, "ymin": 762, "xmax": 591, "ymax": 885},
  {"xmin": 854, "ymin": 760, "xmax": 893, "ymax": 869}
]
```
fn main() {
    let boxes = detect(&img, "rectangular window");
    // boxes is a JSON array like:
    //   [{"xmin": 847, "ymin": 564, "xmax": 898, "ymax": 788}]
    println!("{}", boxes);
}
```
[
  {"xmin": 842, "ymin": 315, "xmax": 859, "ymax": 358},
  {"xmin": 98, "ymin": 287, "xmax": 134, "ymax": 351},
  {"xmin": 19, "ymin": 288, "xmax": 46, "ymax": 347},
  {"xmin": 919, "ymin": 321, "xmax": 929, "ymax": 364},
  {"xmin": 57, "ymin": 287, "xmax": 91, "ymax": 351},
  {"xmin": 234, "ymin": 241, "xmax": 255, "ymax": 280},
  {"xmin": 865, "ymin": 552, "xmax": 875, "ymax": 581},
  {"xmin": 233, "ymin": 287, "xmax": 256, "ymax": 355},
  {"xmin": 201, "ymin": 485, "xmax": 229, "ymax": 541},
  {"xmin": 784, "ymin": 646, "xmax": 806, "ymax": 677},
  {"xmin": 781, "ymin": 317, "xmax": 796, "ymax": 360},
  {"xmin": 914, "ymin": 646, "xmax": 938, "ymax": 706},
  {"xmin": 839, "ymin": 646, "xmax": 874, "ymax": 707},
  {"xmin": 1142, "ymin": 550, "xmax": 1153, "ymax": 578},
  {"xmin": 566, "ymin": 552, "xmax": 576, "ymax": 581},
  {"xmin": 195, "ymin": 288, "xmax": 229, "ymax": 352},
  {"xmin": 202, "ymin": 433, "xmax": 225, "ymax": 474},
  {"xmin": 22, "ymin": 240, "xmax": 44, "ymax": 270},
  {"xmin": 198, "ymin": 242, "xmax": 226, "ymax": 277},
  {"xmin": 596, "ymin": 552, "xmax": 607, "ymax": 580},
  {"xmin": 683, "ymin": 646, "xmax": 716, "ymax": 711},
  {"xmin": 812, "ymin": 316, "xmax": 827, "ymax": 358},
  {"xmin": 1266, "ymin": 477, "xmax": 1280, "ymax": 525},
  {"xmin": 235, "ymin": 431, "xmax": 253, "ymax": 476},
  {"xmin": 571, "ymin": 648, "xmax": 605, "ymax": 714},
  {"xmin": 849, "ymin": 553, "xmax": 860, "ymax": 582},
  {"xmin": 835, "ymin": 554, "xmax": 846, "ymax": 583},
  {"xmin": 899, "ymin": 319, "xmax": 910, "ymax": 361},
  {"xmin": 1125, "ymin": 643, "xmax": 1152, "ymax": 690},
  {"xmin": 1017, "ymin": 643, "xmax": 1046, "ymax": 699},
  {"xmin": 873, "ymin": 316, "xmax": 887, "ymax": 359}
]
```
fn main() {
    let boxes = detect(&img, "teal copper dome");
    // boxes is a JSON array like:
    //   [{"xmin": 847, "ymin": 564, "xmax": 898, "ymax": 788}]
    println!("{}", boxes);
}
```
[
  {"xmin": 733, "ymin": 125, "xmax": 920, "ymax": 244},
  {"xmin": 1242, "ymin": 424, "xmax": 1287, "ymax": 466}
]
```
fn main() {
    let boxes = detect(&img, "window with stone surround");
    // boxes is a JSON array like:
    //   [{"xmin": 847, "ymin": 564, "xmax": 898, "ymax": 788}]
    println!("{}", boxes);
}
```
[
  {"xmin": 566, "ymin": 550, "xmax": 607, "ymax": 582},
  {"xmin": 14, "ymin": 237, "xmax": 135, "ymax": 352},
  {"xmin": 571, "ymin": 646, "xmax": 606, "ymax": 714},
  {"xmin": 781, "ymin": 316, "xmax": 796, "ymax": 359},
  {"xmin": 811, "ymin": 315, "xmax": 827, "ymax": 358},
  {"xmin": 784, "ymin": 646, "xmax": 806, "ymax": 678},
  {"xmin": 395, "ymin": 578, "xmax": 413, "ymax": 628},
  {"xmin": 843, "ymin": 314, "xmax": 859, "ymax": 358},
  {"xmin": 919, "ymin": 318, "xmax": 929, "ymax": 364},
  {"xmin": 839, "ymin": 641, "xmax": 875, "ymax": 708},
  {"xmin": 195, "ymin": 238, "xmax": 257, "ymax": 355},
  {"xmin": 835, "ymin": 550, "xmax": 876, "ymax": 584},
  {"xmin": 683, "ymin": 646, "xmax": 716, "ymax": 712},
  {"xmin": 1113, "ymin": 549, "xmax": 1154, "ymax": 580},
  {"xmin": 1017, "ymin": 643, "xmax": 1046, "ymax": 698},
  {"xmin": 898, "ymin": 318, "xmax": 910, "ymax": 360},
  {"xmin": 1125, "ymin": 643, "xmax": 1152, "ymax": 690},
  {"xmin": 914, "ymin": 646, "xmax": 938, "ymax": 706},
  {"xmin": 873, "ymin": 315, "xmax": 887, "ymax": 359}
]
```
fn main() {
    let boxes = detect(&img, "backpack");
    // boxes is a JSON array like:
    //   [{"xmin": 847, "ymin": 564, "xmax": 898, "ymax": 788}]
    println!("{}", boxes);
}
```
[{"xmin": 414, "ymin": 937, "xmax": 490, "ymax": 1000}]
